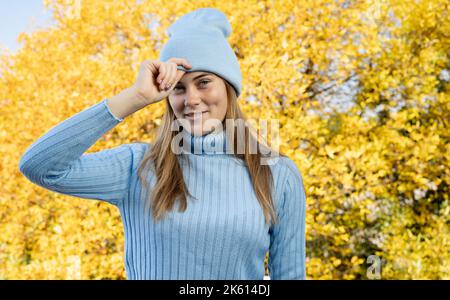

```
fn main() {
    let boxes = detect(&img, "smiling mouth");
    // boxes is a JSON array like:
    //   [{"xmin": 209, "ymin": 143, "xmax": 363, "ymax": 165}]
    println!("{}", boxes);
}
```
[{"xmin": 184, "ymin": 111, "xmax": 208, "ymax": 119}]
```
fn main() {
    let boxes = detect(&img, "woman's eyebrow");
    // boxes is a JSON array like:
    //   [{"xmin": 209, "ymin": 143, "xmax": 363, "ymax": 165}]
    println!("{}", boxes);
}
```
[{"xmin": 177, "ymin": 74, "xmax": 210, "ymax": 85}]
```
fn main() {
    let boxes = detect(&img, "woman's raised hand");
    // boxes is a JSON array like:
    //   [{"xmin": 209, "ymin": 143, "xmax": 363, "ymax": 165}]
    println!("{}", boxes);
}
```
[{"xmin": 132, "ymin": 58, "xmax": 192, "ymax": 106}]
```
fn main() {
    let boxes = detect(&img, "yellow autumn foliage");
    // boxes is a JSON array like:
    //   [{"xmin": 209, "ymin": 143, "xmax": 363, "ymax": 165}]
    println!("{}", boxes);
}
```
[{"xmin": 0, "ymin": 0, "xmax": 448, "ymax": 279}]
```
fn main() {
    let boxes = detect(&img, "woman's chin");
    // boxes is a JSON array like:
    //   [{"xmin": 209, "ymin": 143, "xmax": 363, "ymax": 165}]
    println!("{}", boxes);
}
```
[{"xmin": 179, "ymin": 116, "xmax": 223, "ymax": 136}]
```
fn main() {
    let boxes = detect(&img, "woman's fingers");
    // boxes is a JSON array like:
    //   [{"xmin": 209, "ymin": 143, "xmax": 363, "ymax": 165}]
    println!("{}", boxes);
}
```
[
  {"xmin": 164, "ymin": 63, "xmax": 177, "ymax": 90},
  {"xmin": 169, "ymin": 57, "xmax": 192, "ymax": 69},
  {"xmin": 156, "ymin": 58, "xmax": 192, "ymax": 91},
  {"xmin": 174, "ymin": 66, "xmax": 186, "ymax": 84},
  {"xmin": 156, "ymin": 63, "xmax": 167, "ymax": 90},
  {"xmin": 170, "ymin": 58, "xmax": 192, "ymax": 88}
]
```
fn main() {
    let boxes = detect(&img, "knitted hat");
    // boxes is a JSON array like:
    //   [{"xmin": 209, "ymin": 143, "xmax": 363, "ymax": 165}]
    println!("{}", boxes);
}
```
[{"xmin": 159, "ymin": 8, "xmax": 242, "ymax": 97}]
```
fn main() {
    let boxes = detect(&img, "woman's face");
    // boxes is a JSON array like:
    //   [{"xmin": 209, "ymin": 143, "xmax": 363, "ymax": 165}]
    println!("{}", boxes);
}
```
[{"xmin": 168, "ymin": 71, "xmax": 228, "ymax": 136}]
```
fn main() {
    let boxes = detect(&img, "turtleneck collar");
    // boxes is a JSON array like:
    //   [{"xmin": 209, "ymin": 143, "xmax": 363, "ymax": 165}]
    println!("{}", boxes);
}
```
[{"xmin": 180, "ymin": 128, "xmax": 228, "ymax": 155}]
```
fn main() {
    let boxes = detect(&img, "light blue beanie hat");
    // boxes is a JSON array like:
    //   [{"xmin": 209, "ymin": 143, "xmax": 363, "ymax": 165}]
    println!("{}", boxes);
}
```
[{"xmin": 159, "ymin": 8, "xmax": 242, "ymax": 97}]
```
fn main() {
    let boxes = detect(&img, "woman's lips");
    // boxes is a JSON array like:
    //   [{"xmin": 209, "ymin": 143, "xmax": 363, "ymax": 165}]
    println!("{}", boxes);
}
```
[{"xmin": 184, "ymin": 111, "xmax": 208, "ymax": 120}]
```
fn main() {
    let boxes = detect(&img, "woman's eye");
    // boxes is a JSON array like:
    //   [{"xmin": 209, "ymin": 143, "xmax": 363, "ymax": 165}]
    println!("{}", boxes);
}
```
[{"xmin": 174, "ymin": 81, "xmax": 209, "ymax": 92}]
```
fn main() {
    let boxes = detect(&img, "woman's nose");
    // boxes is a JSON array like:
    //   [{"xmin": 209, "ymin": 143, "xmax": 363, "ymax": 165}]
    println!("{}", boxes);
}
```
[{"xmin": 184, "ymin": 88, "xmax": 202, "ymax": 106}]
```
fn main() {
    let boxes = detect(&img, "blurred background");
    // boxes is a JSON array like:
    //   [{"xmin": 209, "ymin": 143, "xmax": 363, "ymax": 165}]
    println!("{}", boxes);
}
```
[
  {"xmin": 0, "ymin": 0, "xmax": 448, "ymax": 279},
  {"xmin": 0, "ymin": 1, "xmax": 54, "ymax": 52}
]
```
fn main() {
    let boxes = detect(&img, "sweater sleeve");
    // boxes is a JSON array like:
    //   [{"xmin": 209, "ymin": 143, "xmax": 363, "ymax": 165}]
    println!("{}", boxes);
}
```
[
  {"xmin": 268, "ymin": 157, "xmax": 307, "ymax": 280},
  {"xmin": 18, "ymin": 98, "xmax": 145, "ymax": 207}
]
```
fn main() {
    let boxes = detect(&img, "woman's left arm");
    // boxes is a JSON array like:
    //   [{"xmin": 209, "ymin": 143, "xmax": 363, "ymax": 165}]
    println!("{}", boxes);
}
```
[{"xmin": 268, "ymin": 158, "xmax": 307, "ymax": 280}]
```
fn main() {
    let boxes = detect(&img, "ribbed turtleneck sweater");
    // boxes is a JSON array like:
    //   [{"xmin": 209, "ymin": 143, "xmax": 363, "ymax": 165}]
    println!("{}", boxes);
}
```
[{"xmin": 18, "ymin": 98, "xmax": 306, "ymax": 280}]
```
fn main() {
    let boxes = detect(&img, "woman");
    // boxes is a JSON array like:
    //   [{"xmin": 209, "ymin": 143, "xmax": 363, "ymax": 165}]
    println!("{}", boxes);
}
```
[{"xmin": 18, "ymin": 8, "xmax": 306, "ymax": 280}]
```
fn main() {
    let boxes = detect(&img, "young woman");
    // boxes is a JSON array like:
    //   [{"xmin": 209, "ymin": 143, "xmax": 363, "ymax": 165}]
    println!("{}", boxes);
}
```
[{"xmin": 18, "ymin": 8, "xmax": 306, "ymax": 280}]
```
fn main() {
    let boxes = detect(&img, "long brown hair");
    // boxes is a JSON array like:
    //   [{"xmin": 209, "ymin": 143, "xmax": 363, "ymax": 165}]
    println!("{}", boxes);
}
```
[{"xmin": 137, "ymin": 79, "xmax": 286, "ymax": 226}]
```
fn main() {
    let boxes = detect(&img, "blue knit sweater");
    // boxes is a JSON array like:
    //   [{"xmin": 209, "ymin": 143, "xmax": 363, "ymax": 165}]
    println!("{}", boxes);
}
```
[{"xmin": 18, "ymin": 98, "xmax": 306, "ymax": 280}]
